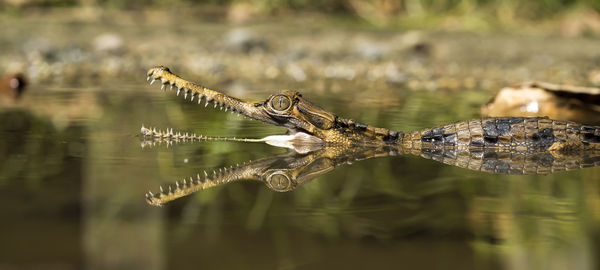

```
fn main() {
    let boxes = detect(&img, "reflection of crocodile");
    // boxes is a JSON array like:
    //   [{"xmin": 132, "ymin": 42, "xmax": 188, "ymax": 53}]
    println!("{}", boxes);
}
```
[
  {"xmin": 145, "ymin": 66, "xmax": 600, "ymax": 152},
  {"xmin": 144, "ymin": 144, "xmax": 600, "ymax": 206}
]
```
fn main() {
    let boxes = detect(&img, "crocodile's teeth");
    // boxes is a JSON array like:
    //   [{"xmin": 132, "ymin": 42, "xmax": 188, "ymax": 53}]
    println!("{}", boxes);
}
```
[
  {"xmin": 224, "ymin": 107, "xmax": 228, "ymax": 112},
  {"xmin": 190, "ymin": 93, "xmax": 195, "ymax": 101},
  {"xmin": 160, "ymin": 186, "xmax": 164, "ymax": 193},
  {"xmin": 161, "ymin": 84, "xmax": 166, "ymax": 91},
  {"xmin": 205, "ymin": 100, "xmax": 209, "ymax": 107},
  {"xmin": 184, "ymin": 92, "xmax": 188, "ymax": 99},
  {"xmin": 147, "ymin": 76, "xmax": 151, "ymax": 81},
  {"xmin": 170, "ymin": 84, "xmax": 174, "ymax": 91},
  {"xmin": 177, "ymin": 88, "xmax": 181, "ymax": 96},
  {"xmin": 148, "ymin": 191, "xmax": 154, "ymax": 196},
  {"xmin": 150, "ymin": 78, "xmax": 156, "ymax": 85},
  {"xmin": 214, "ymin": 103, "xmax": 217, "ymax": 108},
  {"xmin": 204, "ymin": 170, "xmax": 208, "ymax": 177}
]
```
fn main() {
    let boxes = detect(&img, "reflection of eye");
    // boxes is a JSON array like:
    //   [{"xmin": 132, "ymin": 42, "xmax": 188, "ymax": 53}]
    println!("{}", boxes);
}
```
[
  {"xmin": 270, "ymin": 95, "xmax": 292, "ymax": 111},
  {"xmin": 268, "ymin": 173, "xmax": 291, "ymax": 191}
]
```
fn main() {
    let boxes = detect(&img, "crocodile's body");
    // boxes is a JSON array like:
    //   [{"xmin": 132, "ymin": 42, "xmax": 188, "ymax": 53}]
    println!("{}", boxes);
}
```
[{"xmin": 145, "ymin": 66, "xmax": 600, "ymax": 152}]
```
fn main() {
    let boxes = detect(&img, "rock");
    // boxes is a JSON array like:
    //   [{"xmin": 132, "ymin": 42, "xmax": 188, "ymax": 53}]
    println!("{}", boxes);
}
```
[
  {"xmin": 0, "ymin": 73, "xmax": 27, "ymax": 104},
  {"xmin": 482, "ymin": 81, "xmax": 600, "ymax": 124},
  {"xmin": 356, "ymin": 42, "xmax": 389, "ymax": 61},
  {"xmin": 224, "ymin": 28, "xmax": 268, "ymax": 53},
  {"xmin": 93, "ymin": 33, "xmax": 124, "ymax": 53}
]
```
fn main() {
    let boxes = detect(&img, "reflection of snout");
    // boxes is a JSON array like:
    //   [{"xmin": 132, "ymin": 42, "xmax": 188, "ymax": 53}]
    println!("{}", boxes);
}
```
[{"xmin": 0, "ymin": 73, "xmax": 27, "ymax": 100}]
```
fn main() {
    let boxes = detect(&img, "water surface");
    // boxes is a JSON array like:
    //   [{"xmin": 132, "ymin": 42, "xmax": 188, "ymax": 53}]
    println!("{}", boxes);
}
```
[{"xmin": 0, "ymin": 80, "xmax": 598, "ymax": 269}]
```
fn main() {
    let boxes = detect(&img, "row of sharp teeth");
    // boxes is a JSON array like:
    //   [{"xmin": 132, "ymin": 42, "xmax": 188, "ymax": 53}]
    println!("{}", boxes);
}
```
[
  {"xmin": 147, "ymin": 75, "xmax": 237, "ymax": 113},
  {"xmin": 139, "ymin": 126, "xmax": 204, "ymax": 149},
  {"xmin": 145, "ymin": 163, "xmax": 248, "ymax": 206},
  {"xmin": 141, "ymin": 126, "xmax": 203, "ymax": 140}
]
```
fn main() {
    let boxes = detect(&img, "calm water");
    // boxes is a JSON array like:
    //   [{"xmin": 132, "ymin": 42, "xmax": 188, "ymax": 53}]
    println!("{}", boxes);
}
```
[{"xmin": 0, "ymin": 80, "xmax": 598, "ymax": 270}]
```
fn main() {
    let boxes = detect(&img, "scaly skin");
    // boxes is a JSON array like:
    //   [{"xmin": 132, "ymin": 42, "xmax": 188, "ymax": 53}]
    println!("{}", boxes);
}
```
[{"xmin": 146, "ymin": 66, "xmax": 600, "ymax": 152}]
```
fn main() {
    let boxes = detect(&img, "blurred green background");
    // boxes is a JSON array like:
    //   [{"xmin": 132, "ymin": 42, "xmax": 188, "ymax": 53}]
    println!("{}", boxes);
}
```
[{"xmin": 1, "ymin": 0, "xmax": 600, "ymax": 269}]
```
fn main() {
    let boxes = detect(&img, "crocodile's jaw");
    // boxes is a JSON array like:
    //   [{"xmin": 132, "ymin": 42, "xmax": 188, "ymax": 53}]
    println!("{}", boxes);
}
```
[
  {"xmin": 147, "ymin": 66, "xmax": 343, "ymax": 143},
  {"xmin": 147, "ymin": 66, "xmax": 280, "ymax": 126}
]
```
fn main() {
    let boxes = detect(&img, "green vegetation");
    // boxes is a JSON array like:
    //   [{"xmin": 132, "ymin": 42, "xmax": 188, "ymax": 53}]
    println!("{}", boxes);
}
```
[{"xmin": 3, "ymin": 0, "xmax": 599, "ymax": 21}]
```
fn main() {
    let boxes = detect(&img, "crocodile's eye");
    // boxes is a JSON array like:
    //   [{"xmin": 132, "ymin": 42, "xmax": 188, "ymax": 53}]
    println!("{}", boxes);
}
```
[
  {"xmin": 270, "ymin": 95, "xmax": 292, "ymax": 112},
  {"xmin": 267, "ymin": 173, "xmax": 291, "ymax": 191}
]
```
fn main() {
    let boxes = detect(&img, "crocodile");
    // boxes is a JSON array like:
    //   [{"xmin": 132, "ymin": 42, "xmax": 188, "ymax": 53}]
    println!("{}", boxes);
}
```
[
  {"xmin": 143, "ymin": 66, "xmax": 600, "ymax": 206},
  {"xmin": 145, "ymin": 66, "xmax": 600, "ymax": 153}
]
